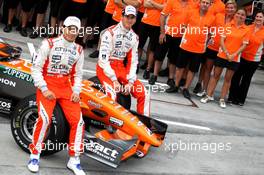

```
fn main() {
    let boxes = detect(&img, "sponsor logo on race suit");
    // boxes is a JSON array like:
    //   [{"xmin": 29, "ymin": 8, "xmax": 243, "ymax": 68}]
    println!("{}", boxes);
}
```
[
  {"xmin": 0, "ymin": 77, "xmax": 16, "ymax": 87},
  {"xmin": 54, "ymin": 47, "xmax": 77, "ymax": 55},
  {"xmin": 47, "ymin": 46, "xmax": 79, "ymax": 75}
]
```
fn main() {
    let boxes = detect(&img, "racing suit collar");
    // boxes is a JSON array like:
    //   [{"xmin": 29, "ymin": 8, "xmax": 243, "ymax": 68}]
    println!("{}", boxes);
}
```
[
  {"xmin": 119, "ymin": 22, "xmax": 130, "ymax": 33},
  {"xmin": 61, "ymin": 35, "xmax": 74, "ymax": 47}
]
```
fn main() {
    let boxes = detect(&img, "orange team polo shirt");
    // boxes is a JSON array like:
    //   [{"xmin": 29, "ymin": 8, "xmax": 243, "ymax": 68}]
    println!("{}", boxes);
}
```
[
  {"xmin": 72, "ymin": 0, "xmax": 87, "ymax": 3},
  {"xmin": 141, "ymin": 0, "xmax": 166, "ymax": 27},
  {"xmin": 217, "ymin": 21, "xmax": 250, "ymax": 62},
  {"xmin": 138, "ymin": 0, "xmax": 145, "ymax": 13},
  {"xmin": 105, "ymin": 0, "xmax": 116, "ymax": 14},
  {"xmin": 112, "ymin": 1, "xmax": 143, "ymax": 22},
  {"xmin": 162, "ymin": 0, "xmax": 193, "ymax": 38},
  {"xmin": 180, "ymin": 8, "xmax": 215, "ymax": 54},
  {"xmin": 208, "ymin": 0, "xmax": 225, "ymax": 15},
  {"xmin": 190, "ymin": 0, "xmax": 199, "ymax": 8},
  {"xmin": 241, "ymin": 24, "xmax": 264, "ymax": 62},
  {"xmin": 208, "ymin": 13, "xmax": 225, "ymax": 51},
  {"xmin": 112, "ymin": 5, "xmax": 123, "ymax": 22}
]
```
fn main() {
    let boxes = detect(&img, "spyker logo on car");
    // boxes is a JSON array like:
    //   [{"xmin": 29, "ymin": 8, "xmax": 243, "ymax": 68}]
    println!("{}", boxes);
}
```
[
  {"xmin": 109, "ymin": 117, "xmax": 124, "ymax": 127},
  {"xmin": 88, "ymin": 100, "xmax": 103, "ymax": 108},
  {"xmin": 85, "ymin": 139, "xmax": 119, "ymax": 161}
]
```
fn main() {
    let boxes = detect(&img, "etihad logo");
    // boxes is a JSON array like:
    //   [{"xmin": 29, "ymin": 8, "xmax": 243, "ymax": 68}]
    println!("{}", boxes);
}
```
[{"xmin": 54, "ymin": 47, "xmax": 77, "ymax": 55}]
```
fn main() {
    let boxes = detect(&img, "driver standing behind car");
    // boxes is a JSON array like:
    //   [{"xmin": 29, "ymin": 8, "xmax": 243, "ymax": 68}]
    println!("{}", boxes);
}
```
[
  {"xmin": 96, "ymin": 5, "xmax": 150, "ymax": 116},
  {"xmin": 28, "ymin": 16, "xmax": 86, "ymax": 175}
]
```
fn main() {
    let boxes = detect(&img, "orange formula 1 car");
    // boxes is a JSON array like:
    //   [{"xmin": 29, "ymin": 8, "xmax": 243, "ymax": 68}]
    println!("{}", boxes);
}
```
[{"xmin": 0, "ymin": 41, "xmax": 167, "ymax": 168}]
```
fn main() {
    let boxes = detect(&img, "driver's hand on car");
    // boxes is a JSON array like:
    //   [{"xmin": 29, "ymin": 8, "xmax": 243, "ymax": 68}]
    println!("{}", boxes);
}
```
[
  {"xmin": 43, "ymin": 90, "xmax": 56, "ymax": 100},
  {"xmin": 71, "ymin": 93, "xmax": 80, "ymax": 103},
  {"xmin": 113, "ymin": 80, "xmax": 121, "ymax": 93},
  {"xmin": 123, "ymin": 83, "xmax": 133, "ymax": 96}
]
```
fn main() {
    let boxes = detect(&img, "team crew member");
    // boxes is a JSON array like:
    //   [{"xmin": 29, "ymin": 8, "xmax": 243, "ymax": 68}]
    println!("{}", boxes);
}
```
[
  {"xmin": 3, "ymin": 0, "xmax": 37, "ymax": 37},
  {"xmin": 166, "ymin": 0, "xmax": 215, "ymax": 99},
  {"xmin": 195, "ymin": 0, "xmax": 237, "ymax": 97},
  {"xmin": 28, "ymin": 17, "xmax": 85, "ymax": 175},
  {"xmin": 83, "ymin": 0, "xmax": 107, "ymax": 48},
  {"xmin": 59, "ymin": 0, "xmax": 87, "ymax": 23},
  {"xmin": 148, "ymin": 0, "xmax": 192, "ymax": 86},
  {"xmin": 136, "ymin": 0, "xmax": 149, "ymax": 71},
  {"xmin": 139, "ymin": 0, "xmax": 166, "ymax": 80},
  {"xmin": 96, "ymin": 6, "xmax": 150, "ymax": 116},
  {"xmin": 112, "ymin": 0, "xmax": 141, "ymax": 23},
  {"xmin": 208, "ymin": 0, "xmax": 225, "ymax": 15},
  {"xmin": 134, "ymin": 0, "xmax": 145, "ymax": 34},
  {"xmin": 103, "ymin": 0, "xmax": 117, "ymax": 28},
  {"xmin": 228, "ymin": 11, "xmax": 264, "ymax": 106},
  {"xmin": 201, "ymin": 9, "xmax": 250, "ymax": 108},
  {"xmin": 89, "ymin": 0, "xmax": 118, "ymax": 58},
  {"xmin": 29, "ymin": 0, "xmax": 64, "ymax": 38},
  {"xmin": 184, "ymin": 0, "xmax": 225, "ymax": 92}
]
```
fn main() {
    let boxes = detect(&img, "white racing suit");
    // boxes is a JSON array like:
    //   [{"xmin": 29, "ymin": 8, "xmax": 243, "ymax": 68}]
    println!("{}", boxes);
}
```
[
  {"xmin": 96, "ymin": 22, "xmax": 150, "ymax": 116},
  {"xmin": 30, "ymin": 35, "xmax": 85, "ymax": 156}
]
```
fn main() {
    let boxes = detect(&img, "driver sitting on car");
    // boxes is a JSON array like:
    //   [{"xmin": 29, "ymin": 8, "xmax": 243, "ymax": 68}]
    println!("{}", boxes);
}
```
[
  {"xmin": 96, "ymin": 5, "xmax": 150, "ymax": 117},
  {"xmin": 28, "ymin": 16, "xmax": 85, "ymax": 175}
]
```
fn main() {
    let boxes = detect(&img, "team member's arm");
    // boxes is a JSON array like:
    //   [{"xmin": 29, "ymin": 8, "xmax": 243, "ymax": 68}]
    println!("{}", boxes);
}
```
[
  {"xmin": 159, "ymin": 0, "xmax": 171, "ymax": 43},
  {"xmin": 231, "ymin": 31, "xmax": 250, "ymax": 59},
  {"xmin": 126, "ymin": 36, "xmax": 139, "ymax": 84},
  {"xmin": 144, "ymin": 0, "xmax": 154, "ymax": 8},
  {"xmin": 70, "ymin": 49, "xmax": 84, "ymax": 102},
  {"xmin": 124, "ymin": 37, "xmax": 139, "ymax": 95},
  {"xmin": 114, "ymin": 0, "xmax": 126, "ymax": 7},
  {"xmin": 98, "ymin": 30, "xmax": 117, "ymax": 82},
  {"xmin": 182, "ymin": 9, "xmax": 191, "ymax": 29},
  {"xmin": 31, "ymin": 40, "xmax": 56, "ymax": 100},
  {"xmin": 124, "ymin": 0, "xmax": 141, "ymax": 7},
  {"xmin": 31, "ymin": 40, "xmax": 50, "ymax": 93},
  {"xmin": 71, "ymin": 49, "xmax": 84, "ymax": 95},
  {"xmin": 207, "ymin": 16, "xmax": 216, "ymax": 46},
  {"xmin": 115, "ymin": 0, "xmax": 141, "ymax": 8},
  {"xmin": 149, "ymin": 0, "xmax": 164, "ymax": 10},
  {"xmin": 159, "ymin": 14, "xmax": 167, "ymax": 44},
  {"xmin": 231, "ymin": 43, "xmax": 248, "ymax": 60},
  {"xmin": 220, "ymin": 36, "xmax": 230, "ymax": 60}
]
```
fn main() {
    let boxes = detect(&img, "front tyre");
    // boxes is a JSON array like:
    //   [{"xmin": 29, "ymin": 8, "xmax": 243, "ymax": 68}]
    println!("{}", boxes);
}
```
[{"xmin": 11, "ymin": 94, "xmax": 68, "ymax": 156}]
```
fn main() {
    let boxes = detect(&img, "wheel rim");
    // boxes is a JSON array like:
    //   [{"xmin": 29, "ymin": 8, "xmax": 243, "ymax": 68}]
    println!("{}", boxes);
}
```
[{"xmin": 21, "ymin": 108, "xmax": 38, "ymax": 142}]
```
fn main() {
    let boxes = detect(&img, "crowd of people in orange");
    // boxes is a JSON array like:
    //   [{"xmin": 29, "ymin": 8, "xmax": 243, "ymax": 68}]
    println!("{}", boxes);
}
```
[{"xmin": 0, "ymin": 0, "xmax": 263, "ymax": 108}]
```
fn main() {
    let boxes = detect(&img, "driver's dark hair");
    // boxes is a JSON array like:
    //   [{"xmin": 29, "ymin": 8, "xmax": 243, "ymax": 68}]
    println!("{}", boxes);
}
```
[{"xmin": 253, "ymin": 10, "xmax": 264, "ymax": 20}]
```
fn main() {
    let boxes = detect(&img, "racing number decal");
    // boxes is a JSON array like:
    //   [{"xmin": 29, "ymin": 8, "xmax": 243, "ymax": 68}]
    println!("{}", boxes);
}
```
[{"xmin": 115, "ymin": 41, "xmax": 122, "ymax": 48}]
